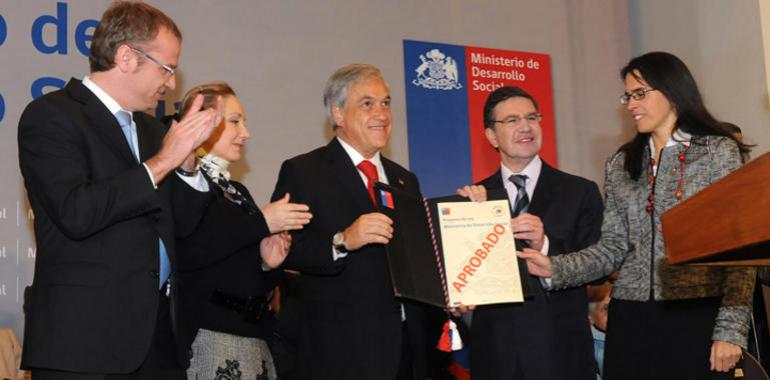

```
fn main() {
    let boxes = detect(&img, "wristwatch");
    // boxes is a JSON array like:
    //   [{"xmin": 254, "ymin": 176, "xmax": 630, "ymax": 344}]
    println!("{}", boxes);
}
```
[{"xmin": 332, "ymin": 232, "xmax": 348, "ymax": 253}]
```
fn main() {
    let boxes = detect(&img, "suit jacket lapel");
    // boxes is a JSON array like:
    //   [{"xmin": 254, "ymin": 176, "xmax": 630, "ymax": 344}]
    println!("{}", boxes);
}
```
[
  {"xmin": 527, "ymin": 162, "xmax": 557, "ymax": 216},
  {"xmin": 479, "ymin": 169, "xmax": 504, "ymax": 189},
  {"xmin": 135, "ymin": 113, "xmax": 163, "ymax": 162},
  {"xmin": 67, "ymin": 79, "xmax": 140, "ymax": 166},
  {"xmin": 382, "ymin": 158, "xmax": 409, "ymax": 192},
  {"xmin": 480, "ymin": 164, "xmax": 557, "ymax": 216},
  {"xmin": 479, "ymin": 169, "xmax": 509, "ymax": 209},
  {"xmin": 325, "ymin": 138, "xmax": 376, "ymax": 213}
]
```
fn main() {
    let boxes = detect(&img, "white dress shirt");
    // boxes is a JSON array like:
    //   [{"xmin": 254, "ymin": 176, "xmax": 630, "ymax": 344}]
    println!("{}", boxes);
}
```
[
  {"xmin": 500, "ymin": 156, "xmax": 551, "ymax": 287},
  {"xmin": 335, "ymin": 138, "xmax": 405, "ymax": 320},
  {"xmin": 331, "ymin": 137, "xmax": 389, "ymax": 260},
  {"xmin": 82, "ymin": 76, "xmax": 208, "ymax": 191},
  {"xmin": 500, "ymin": 156, "xmax": 550, "ymax": 256}
]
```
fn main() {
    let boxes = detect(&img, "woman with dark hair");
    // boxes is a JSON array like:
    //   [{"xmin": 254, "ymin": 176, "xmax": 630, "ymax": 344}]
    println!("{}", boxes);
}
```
[
  {"xmin": 173, "ymin": 82, "xmax": 312, "ymax": 380},
  {"xmin": 518, "ymin": 52, "xmax": 755, "ymax": 379}
]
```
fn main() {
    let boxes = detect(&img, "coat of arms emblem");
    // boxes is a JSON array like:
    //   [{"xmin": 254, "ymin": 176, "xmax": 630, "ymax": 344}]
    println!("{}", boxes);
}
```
[{"xmin": 412, "ymin": 48, "xmax": 462, "ymax": 90}]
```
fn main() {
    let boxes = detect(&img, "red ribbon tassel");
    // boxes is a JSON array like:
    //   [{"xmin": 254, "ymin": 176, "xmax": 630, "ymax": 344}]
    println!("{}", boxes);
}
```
[{"xmin": 437, "ymin": 319, "xmax": 463, "ymax": 352}]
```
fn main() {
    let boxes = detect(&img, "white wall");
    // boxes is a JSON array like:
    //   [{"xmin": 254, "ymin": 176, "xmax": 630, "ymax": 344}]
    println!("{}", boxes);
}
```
[
  {"xmin": 628, "ymin": 0, "xmax": 770, "ymax": 158},
  {"xmin": 0, "ymin": 0, "xmax": 633, "ymax": 337},
  {"xmin": 7, "ymin": 0, "xmax": 767, "ymax": 344},
  {"xmin": 162, "ymin": 0, "xmax": 632, "ymax": 196}
]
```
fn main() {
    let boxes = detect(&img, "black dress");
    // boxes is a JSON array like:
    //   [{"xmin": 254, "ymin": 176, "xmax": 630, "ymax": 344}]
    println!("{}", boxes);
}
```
[{"xmin": 177, "ymin": 180, "xmax": 279, "ymax": 380}]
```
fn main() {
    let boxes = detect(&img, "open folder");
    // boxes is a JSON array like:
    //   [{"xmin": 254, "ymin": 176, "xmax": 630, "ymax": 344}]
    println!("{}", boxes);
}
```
[{"xmin": 374, "ymin": 182, "xmax": 526, "ymax": 308}]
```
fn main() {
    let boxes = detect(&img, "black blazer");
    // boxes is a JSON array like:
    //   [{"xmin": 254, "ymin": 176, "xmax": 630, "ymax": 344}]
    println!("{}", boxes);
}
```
[
  {"xmin": 271, "ymin": 138, "xmax": 444, "ymax": 380},
  {"xmin": 18, "ymin": 79, "xmax": 210, "ymax": 373},
  {"xmin": 471, "ymin": 161, "xmax": 603, "ymax": 380},
  {"xmin": 177, "ymin": 180, "xmax": 279, "ymax": 345}
]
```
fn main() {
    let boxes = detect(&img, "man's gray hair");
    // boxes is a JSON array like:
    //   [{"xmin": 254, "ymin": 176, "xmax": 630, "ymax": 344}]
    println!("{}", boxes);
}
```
[{"xmin": 323, "ymin": 64, "xmax": 385, "ymax": 128}]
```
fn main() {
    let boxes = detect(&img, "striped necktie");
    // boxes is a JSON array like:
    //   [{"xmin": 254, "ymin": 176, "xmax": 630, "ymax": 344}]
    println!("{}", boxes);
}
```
[{"xmin": 509, "ymin": 174, "xmax": 529, "ymax": 216}]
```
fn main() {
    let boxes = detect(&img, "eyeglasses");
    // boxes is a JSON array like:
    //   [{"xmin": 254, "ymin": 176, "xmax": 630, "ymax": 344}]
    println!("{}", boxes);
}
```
[
  {"xmin": 130, "ymin": 47, "xmax": 176, "ymax": 76},
  {"xmin": 493, "ymin": 113, "xmax": 542, "ymax": 127},
  {"xmin": 619, "ymin": 88, "xmax": 656, "ymax": 105}
]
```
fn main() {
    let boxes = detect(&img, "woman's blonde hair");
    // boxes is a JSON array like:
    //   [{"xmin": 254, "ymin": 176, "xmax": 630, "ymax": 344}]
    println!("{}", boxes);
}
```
[
  {"xmin": 179, "ymin": 81, "xmax": 235, "ymax": 116},
  {"xmin": 179, "ymin": 82, "xmax": 237, "ymax": 156}
]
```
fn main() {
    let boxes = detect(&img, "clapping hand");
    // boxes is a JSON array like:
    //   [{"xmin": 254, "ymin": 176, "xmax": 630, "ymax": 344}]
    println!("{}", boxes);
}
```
[
  {"xmin": 260, "ymin": 231, "xmax": 292, "ymax": 270},
  {"xmin": 261, "ymin": 193, "xmax": 312, "ymax": 233},
  {"xmin": 147, "ymin": 94, "xmax": 224, "ymax": 181}
]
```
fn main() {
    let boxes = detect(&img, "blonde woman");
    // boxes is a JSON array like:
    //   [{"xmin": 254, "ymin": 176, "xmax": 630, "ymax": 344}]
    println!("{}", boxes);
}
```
[{"xmin": 174, "ymin": 82, "xmax": 311, "ymax": 380}]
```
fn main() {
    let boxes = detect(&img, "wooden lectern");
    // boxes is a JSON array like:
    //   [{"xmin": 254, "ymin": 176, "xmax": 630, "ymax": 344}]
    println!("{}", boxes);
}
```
[{"xmin": 662, "ymin": 152, "xmax": 770, "ymax": 266}]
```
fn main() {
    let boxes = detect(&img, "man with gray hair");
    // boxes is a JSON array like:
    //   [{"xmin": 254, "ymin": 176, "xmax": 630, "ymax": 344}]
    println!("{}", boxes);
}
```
[{"xmin": 271, "ymin": 64, "xmax": 443, "ymax": 379}]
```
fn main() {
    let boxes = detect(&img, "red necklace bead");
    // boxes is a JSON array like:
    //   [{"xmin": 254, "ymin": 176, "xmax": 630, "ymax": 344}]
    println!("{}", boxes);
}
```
[{"xmin": 645, "ymin": 146, "xmax": 689, "ymax": 215}]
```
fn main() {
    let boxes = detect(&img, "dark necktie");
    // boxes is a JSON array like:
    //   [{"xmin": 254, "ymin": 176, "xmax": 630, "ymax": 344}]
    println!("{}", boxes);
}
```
[
  {"xmin": 509, "ymin": 174, "xmax": 530, "ymax": 216},
  {"xmin": 357, "ymin": 160, "xmax": 379, "ymax": 206}
]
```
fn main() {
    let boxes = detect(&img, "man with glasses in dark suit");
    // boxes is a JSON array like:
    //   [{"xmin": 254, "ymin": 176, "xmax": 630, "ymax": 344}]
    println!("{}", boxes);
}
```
[
  {"xmin": 18, "ymin": 2, "xmax": 220, "ymax": 378},
  {"xmin": 457, "ymin": 86, "xmax": 604, "ymax": 380}
]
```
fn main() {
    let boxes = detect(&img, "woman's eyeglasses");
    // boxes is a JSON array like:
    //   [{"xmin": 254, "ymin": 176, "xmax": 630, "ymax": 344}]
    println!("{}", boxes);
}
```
[{"xmin": 619, "ymin": 88, "xmax": 656, "ymax": 105}]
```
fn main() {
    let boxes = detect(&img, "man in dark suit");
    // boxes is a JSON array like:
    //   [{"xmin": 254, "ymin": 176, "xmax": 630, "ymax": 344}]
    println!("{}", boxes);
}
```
[
  {"xmin": 17, "ymin": 2, "xmax": 220, "ymax": 379},
  {"xmin": 271, "ymin": 64, "xmax": 443, "ymax": 380},
  {"xmin": 458, "ymin": 86, "xmax": 604, "ymax": 380}
]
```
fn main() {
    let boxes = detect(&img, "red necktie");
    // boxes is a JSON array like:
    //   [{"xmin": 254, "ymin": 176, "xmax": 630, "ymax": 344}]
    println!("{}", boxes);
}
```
[{"xmin": 357, "ymin": 160, "xmax": 379, "ymax": 206}]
